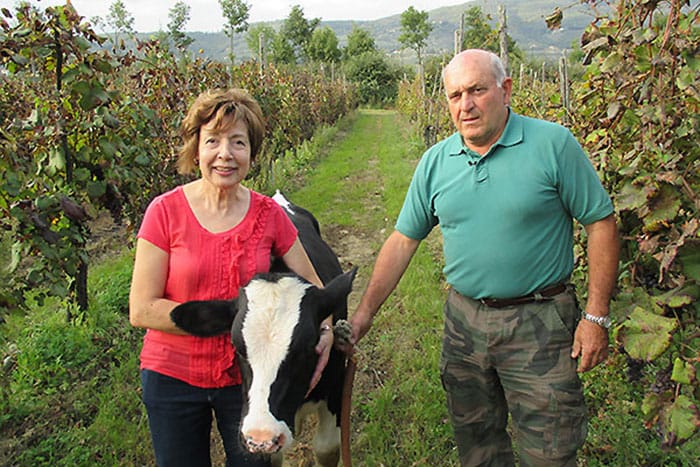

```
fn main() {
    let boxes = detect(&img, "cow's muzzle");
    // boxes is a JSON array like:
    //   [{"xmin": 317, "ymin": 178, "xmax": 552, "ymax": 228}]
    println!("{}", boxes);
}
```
[{"xmin": 245, "ymin": 434, "xmax": 284, "ymax": 454}]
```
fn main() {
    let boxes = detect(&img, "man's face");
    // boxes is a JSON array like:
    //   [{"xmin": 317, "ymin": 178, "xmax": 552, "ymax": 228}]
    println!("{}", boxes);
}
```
[{"xmin": 444, "ymin": 53, "xmax": 512, "ymax": 154}]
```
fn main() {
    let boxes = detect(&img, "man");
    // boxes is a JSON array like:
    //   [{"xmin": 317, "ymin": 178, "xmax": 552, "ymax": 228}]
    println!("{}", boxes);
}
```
[{"xmin": 345, "ymin": 49, "xmax": 619, "ymax": 466}]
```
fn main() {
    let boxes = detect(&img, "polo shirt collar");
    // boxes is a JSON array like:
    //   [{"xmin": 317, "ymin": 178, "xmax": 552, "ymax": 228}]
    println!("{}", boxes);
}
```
[
  {"xmin": 497, "ymin": 109, "xmax": 523, "ymax": 148},
  {"xmin": 448, "ymin": 109, "xmax": 523, "ymax": 157}
]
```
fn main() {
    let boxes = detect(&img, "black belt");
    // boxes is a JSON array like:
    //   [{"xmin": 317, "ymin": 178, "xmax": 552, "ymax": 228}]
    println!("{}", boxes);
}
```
[{"xmin": 479, "ymin": 283, "xmax": 567, "ymax": 308}]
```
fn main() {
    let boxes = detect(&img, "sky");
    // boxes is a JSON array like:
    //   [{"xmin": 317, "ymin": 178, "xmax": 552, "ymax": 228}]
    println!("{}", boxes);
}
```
[{"xmin": 0, "ymin": 0, "xmax": 470, "ymax": 32}]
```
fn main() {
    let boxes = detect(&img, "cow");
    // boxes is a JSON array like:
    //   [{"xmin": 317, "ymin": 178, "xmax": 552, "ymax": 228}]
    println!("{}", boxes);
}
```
[{"xmin": 170, "ymin": 191, "xmax": 356, "ymax": 467}]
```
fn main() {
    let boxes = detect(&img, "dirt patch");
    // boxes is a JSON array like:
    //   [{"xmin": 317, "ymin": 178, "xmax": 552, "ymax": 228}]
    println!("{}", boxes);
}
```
[{"xmin": 86, "ymin": 211, "xmax": 133, "ymax": 261}]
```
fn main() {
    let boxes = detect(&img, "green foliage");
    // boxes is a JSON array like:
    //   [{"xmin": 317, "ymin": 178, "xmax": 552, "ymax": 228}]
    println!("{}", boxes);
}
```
[
  {"xmin": 307, "ymin": 26, "xmax": 341, "ymax": 64},
  {"xmin": 245, "ymin": 23, "xmax": 275, "ymax": 61},
  {"xmin": 1, "ymin": 249, "xmax": 150, "ymax": 465},
  {"xmin": 167, "ymin": 1, "xmax": 194, "ymax": 54},
  {"xmin": 398, "ymin": 6, "xmax": 433, "ymax": 65},
  {"xmin": 343, "ymin": 52, "xmax": 405, "ymax": 107},
  {"xmin": 268, "ymin": 31, "xmax": 296, "ymax": 65},
  {"xmin": 106, "ymin": 0, "xmax": 134, "ymax": 43},
  {"xmin": 581, "ymin": 352, "xmax": 699, "ymax": 465},
  {"xmin": 339, "ymin": 25, "xmax": 404, "ymax": 106},
  {"xmin": 570, "ymin": 0, "xmax": 699, "ymax": 447},
  {"xmin": 219, "ymin": 0, "xmax": 250, "ymax": 36},
  {"xmin": 219, "ymin": 0, "xmax": 250, "ymax": 67},
  {"xmin": 461, "ymin": 5, "xmax": 523, "ymax": 62},
  {"xmin": 0, "ymin": 3, "xmax": 120, "ymax": 311},
  {"xmin": 280, "ymin": 5, "xmax": 320, "ymax": 64},
  {"xmin": 343, "ymin": 25, "xmax": 378, "ymax": 60}
]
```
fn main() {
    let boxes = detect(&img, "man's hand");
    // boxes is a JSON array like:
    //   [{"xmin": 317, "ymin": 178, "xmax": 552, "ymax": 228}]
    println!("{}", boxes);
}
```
[
  {"xmin": 333, "ymin": 319, "xmax": 354, "ymax": 353},
  {"xmin": 571, "ymin": 319, "xmax": 609, "ymax": 372},
  {"xmin": 334, "ymin": 312, "xmax": 374, "ymax": 356}
]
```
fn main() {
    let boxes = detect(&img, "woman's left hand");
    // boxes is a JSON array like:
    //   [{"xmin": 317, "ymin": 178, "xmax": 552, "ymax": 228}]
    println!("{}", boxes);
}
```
[{"xmin": 306, "ymin": 324, "xmax": 334, "ymax": 396}]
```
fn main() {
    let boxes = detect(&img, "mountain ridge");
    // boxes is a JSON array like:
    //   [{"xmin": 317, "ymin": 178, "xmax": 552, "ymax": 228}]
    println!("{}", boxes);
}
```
[{"xmin": 177, "ymin": 1, "xmax": 598, "ymax": 63}]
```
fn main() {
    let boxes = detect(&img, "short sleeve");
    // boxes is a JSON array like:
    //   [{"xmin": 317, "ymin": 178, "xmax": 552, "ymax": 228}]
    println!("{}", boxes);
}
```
[
  {"xmin": 555, "ymin": 131, "xmax": 614, "ymax": 226},
  {"xmin": 137, "ymin": 196, "xmax": 171, "ymax": 252},
  {"xmin": 396, "ymin": 153, "xmax": 439, "ymax": 240}
]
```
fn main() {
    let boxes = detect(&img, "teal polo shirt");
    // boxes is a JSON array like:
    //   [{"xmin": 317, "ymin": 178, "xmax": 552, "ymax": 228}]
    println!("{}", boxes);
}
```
[{"xmin": 396, "ymin": 111, "xmax": 613, "ymax": 299}]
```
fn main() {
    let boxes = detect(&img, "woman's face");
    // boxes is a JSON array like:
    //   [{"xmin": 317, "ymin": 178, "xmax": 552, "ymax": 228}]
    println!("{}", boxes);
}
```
[{"xmin": 197, "ymin": 116, "xmax": 251, "ymax": 190}]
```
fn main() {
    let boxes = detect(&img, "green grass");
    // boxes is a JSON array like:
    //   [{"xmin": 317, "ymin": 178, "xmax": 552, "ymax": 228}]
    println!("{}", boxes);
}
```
[
  {"xmin": 1, "ymin": 249, "xmax": 151, "ymax": 466},
  {"xmin": 288, "ymin": 109, "xmax": 460, "ymax": 465}
]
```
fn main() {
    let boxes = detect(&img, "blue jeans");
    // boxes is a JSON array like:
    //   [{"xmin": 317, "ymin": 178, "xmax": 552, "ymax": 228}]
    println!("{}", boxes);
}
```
[{"xmin": 141, "ymin": 369, "xmax": 270, "ymax": 467}]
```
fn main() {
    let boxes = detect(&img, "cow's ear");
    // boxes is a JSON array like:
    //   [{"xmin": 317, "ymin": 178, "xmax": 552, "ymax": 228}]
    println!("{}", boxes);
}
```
[
  {"xmin": 313, "ymin": 267, "xmax": 357, "ymax": 321},
  {"xmin": 170, "ymin": 299, "xmax": 238, "ymax": 337}
]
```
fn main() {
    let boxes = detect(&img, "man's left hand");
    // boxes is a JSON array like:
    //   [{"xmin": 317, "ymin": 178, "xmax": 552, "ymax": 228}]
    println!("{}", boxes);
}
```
[{"xmin": 571, "ymin": 319, "xmax": 609, "ymax": 372}]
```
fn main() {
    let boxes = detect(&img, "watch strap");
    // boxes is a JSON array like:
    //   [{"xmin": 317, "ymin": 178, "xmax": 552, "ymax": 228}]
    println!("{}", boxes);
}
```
[{"xmin": 582, "ymin": 312, "xmax": 611, "ymax": 329}]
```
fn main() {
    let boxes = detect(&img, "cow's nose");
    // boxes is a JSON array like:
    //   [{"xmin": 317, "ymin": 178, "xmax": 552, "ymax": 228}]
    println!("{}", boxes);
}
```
[{"xmin": 244, "ymin": 433, "xmax": 285, "ymax": 454}]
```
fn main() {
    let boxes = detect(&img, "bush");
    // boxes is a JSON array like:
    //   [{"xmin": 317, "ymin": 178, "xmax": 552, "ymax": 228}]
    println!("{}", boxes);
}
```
[{"xmin": 343, "ymin": 52, "xmax": 406, "ymax": 107}]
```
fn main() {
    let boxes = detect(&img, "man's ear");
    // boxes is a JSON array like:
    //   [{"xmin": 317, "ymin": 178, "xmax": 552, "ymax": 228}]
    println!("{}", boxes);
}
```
[
  {"xmin": 501, "ymin": 77, "xmax": 513, "ymax": 105},
  {"xmin": 170, "ymin": 298, "xmax": 238, "ymax": 337}
]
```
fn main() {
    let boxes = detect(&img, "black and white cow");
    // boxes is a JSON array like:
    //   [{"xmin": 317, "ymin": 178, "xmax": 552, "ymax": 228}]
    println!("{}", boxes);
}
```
[{"xmin": 171, "ymin": 191, "xmax": 355, "ymax": 467}]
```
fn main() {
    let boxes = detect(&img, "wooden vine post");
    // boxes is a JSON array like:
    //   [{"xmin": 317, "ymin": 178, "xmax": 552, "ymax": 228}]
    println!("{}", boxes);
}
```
[
  {"xmin": 454, "ymin": 11, "xmax": 464, "ymax": 55},
  {"xmin": 498, "ymin": 5, "xmax": 509, "ymax": 75},
  {"xmin": 558, "ymin": 55, "xmax": 570, "ymax": 124}
]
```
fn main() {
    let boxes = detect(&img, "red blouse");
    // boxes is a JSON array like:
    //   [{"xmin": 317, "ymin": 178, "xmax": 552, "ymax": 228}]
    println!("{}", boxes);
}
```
[{"xmin": 136, "ymin": 186, "xmax": 298, "ymax": 388}]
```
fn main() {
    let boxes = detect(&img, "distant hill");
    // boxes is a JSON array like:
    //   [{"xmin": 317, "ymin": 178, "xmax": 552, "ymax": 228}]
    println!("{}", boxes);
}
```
[{"xmin": 170, "ymin": 1, "xmax": 600, "ymax": 63}]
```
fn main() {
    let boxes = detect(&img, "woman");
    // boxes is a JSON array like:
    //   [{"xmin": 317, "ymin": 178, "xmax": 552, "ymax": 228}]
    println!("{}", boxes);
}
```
[{"xmin": 129, "ymin": 88, "xmax": 333, "ymax": 466}]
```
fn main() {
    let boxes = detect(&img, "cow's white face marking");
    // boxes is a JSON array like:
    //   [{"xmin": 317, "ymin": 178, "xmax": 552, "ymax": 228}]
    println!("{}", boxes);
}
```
[{"xmin": 240, "ymin": 275, "xmax": 311, "ymax": 451}]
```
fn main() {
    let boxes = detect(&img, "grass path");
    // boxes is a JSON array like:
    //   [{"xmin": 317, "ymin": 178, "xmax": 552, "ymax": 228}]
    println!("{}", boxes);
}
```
[{"xmin": 288, "ymin": 109, "xmax": 460, "ymax": 465}]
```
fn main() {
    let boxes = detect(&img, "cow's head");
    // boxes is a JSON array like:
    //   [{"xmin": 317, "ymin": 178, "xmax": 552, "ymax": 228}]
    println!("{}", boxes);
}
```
[{"xmin": 171, "ymin": 267, "xmax": 356, "ymax": 455}]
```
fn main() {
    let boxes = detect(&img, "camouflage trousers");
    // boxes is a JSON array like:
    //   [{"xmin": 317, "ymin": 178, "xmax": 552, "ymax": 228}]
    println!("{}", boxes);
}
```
[{"xmin": 439, "ymin": 286, "xmax": 587, "ymax": 467}]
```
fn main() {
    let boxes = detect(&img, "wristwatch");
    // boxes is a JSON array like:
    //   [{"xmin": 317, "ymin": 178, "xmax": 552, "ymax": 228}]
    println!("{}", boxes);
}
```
[{"xmin": 582, "ymin": 312, "xmax": 612, "ymax": 329}]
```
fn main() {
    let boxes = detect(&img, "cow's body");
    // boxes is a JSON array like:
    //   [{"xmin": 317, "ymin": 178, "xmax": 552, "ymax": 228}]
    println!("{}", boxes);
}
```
[{"xmin": 171, "ymin": 191, "xmax": 354, "ymax": 467}]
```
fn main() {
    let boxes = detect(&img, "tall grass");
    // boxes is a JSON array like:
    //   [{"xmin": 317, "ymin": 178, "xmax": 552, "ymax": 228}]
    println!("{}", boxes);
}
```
[{"xmin": 0, "ymin": 249, "xmax": 151, "ymax": 465}]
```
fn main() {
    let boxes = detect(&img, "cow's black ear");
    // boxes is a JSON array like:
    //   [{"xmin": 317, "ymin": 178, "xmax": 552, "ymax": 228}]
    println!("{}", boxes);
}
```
[
  {"xmin": 314, "ymin": 267, "xmax": 357, "ymax": 321},
  {"xmin": 170, "ymin": 299, "xmax": 238, "ymax": 337}
]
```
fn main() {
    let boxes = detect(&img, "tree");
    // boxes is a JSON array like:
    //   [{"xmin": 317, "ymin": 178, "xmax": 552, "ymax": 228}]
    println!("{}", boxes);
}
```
[
  {"xmin": 268, "ymin": 31, "xmax": 296, "ymax": 65},
  {"xmin": 398, "ymin": 7, "xmax": 433, "ymax": 73},
  {"xmin": 167, "ymin": 1, "xmax": 194, "ymax": 57},
  {"xmin": 219, "ymin": 0, "xmax": 250, "ymax": 67},
  {"xmin": 343, "ymin": 25, "xmax": 377, "ymax": 60},
  {"xmin": 461, "ymin": 6, "xmax": 521, "ymax": 62},
  {"xmin": 307, "ymin": 27, "xmax": 341, "ymax": 64},
  {"xmin": 246, "ymin": 23, "xmax": 276, "ymax": 64},
  {"xmin": 106, "ymin": 0, "xmax": 134, "ymax": 44},
  {"xmin": 281, "ymin": 5, "xmax": 320, "ymax": 63},
  {"xmin": 343, "ymin": 52, "xmax": 404, "ymax": 106}
]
